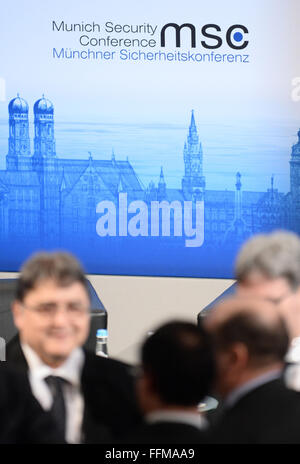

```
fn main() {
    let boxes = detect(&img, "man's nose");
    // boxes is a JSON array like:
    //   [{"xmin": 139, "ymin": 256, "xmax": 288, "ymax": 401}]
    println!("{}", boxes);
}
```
[{"xmin": 50, "ymin": 307, "xmax": 70, "ymax": 325}]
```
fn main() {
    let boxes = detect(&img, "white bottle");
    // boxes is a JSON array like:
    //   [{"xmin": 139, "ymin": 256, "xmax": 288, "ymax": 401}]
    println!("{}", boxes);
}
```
[{"xmin": 95, "ymin": 329, "xmax": 108, "ymax": 357}]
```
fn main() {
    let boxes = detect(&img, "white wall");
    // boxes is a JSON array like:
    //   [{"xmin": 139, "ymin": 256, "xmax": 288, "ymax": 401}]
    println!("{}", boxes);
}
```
[{"xmin": 0, "ymin": 272, "xmax": 234, "ymax": 365}]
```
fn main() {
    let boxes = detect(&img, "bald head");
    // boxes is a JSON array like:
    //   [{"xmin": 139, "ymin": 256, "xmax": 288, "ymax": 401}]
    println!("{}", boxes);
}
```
[
  {"xmin": 205, "ymin": 296, "xmax": 289, "ymax": 367},
  {"xmin": 206, "ymin": 297, "xmax": 284, "ymax": 330}
]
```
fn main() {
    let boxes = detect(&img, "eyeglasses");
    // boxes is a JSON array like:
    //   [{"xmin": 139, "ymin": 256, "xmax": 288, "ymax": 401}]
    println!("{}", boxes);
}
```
[
  {"xmin": 22, "ymin": 302, "xmax": 90, "ymax": 318},
  {"xmin": 264, "ymin": 291, "xmax": 293, "ymax": 305}
]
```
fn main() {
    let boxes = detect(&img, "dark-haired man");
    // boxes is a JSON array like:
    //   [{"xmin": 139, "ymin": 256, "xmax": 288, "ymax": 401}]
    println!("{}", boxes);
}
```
[
  {"xmin": 121, "ymin": 321, "xmax": 215, "ymax": 444},
  {"xmin": 205, "ymin": 296, "xmax": 300, "ymax": 444},
  {"xmin": 6, "ymin": 251, "xmax": 141, "ymax": 443}
]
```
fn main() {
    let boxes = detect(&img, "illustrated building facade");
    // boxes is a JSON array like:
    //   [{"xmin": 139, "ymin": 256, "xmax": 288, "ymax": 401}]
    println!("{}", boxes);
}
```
[{"xmin": 0, "ymin": 94, "xmax": 299, "ymax": 250}]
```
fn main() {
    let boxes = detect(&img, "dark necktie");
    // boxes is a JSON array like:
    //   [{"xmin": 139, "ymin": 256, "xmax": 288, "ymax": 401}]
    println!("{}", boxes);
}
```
[{"xmin": 45, "ymin": 375, "xmax": 67, "ymax": 438}]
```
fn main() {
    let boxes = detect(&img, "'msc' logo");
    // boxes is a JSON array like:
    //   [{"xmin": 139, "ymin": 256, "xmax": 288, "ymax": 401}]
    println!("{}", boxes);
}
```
[{"xmin": 160, "ymin": 23, "xmax": 249, "ymax": 49}]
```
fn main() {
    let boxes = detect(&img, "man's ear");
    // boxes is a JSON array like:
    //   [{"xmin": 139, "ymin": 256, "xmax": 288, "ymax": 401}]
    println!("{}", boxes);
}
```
[
  {"xmin": 11, "ymin": 300, "xmax": 24, "ymax": 330},
  {"xmin": 135, "ymin": 369, "xmax": 158, "ymax": 413},
  {"xmin": 137, "ymin": 370, "xmax": 156, "ymax": 394},
  {"xmin": 229, "ymin": 342, "xmax": 249, "ymax": 370},
  {"xmin": 294, "ymin": 287, "xmax": 300, "ymax": 306}
]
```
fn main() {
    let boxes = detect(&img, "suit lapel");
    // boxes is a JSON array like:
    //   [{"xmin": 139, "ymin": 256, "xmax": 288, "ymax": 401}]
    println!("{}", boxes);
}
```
[{"xmin": 6, "ymin": 334, "xmax": 28, "ymax": 371}]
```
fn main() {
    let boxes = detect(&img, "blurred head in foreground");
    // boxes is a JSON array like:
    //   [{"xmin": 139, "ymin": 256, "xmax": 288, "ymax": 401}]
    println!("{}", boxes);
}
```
[
  {"xmin": 235, "ymin": 230, "xmax": 300, "ymax": 339},
  {"xmin": 137, "ymin": 321, "xmax": 215, "ymax": 414},
  {"xmin": 204, "ymin": 297, "xmax": 289, "ymax": 399},
  {"xmin": 12, "ymin": 251, "xmax": 91, "ymax": 368}
]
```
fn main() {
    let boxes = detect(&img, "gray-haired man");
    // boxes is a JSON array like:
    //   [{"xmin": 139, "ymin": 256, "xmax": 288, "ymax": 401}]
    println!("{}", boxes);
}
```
[{"xmin": 235, "ymin": 230, "xmax": 300, "ymax": 389}]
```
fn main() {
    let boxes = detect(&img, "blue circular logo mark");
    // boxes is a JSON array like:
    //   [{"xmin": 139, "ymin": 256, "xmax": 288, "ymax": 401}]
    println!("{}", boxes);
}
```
[{"xmin": 233, "ymin": 32, "xmax": 243, "ymax": 42}]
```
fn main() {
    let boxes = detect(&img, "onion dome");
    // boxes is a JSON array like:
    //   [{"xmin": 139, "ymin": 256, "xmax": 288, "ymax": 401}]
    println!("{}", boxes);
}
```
[
  {"xmin": 34, "ymin": 94, "xmax": 54, "ymax": 114},
  {"xmin": 8, "ymin": 94, "xmax": 28, "ymax": 114}
]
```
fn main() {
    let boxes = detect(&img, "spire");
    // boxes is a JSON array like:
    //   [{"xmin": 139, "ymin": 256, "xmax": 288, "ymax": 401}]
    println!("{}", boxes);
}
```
[
  {"xmin": 271, "ymin": 174, "xmax": 274, "ymax": 192},
  {"xmin": 159, "ymin": 166, "xmax": 165, "ymax": 183},
  {"xmin": 235, "ymin": 172, "xmax": 242, "ymax": 191},
  {"xmin": 269, "ymin": 174, "xmax": 275, "ymax": 201},
  {"xmin": 189, "ymin": 109, "xmax": 198, "ymax": 140},
  {"xmin": 187, "ymin": 109, "xmax": 199, "ymax": 149},
  {"xmin": 190, "ymin": 109, "xmax": 196, "ymax": 128},
  {"xmin": 158, "ymin": 166, "xmax": 166, "ymax": 200},
  {"xmin": 60, "ymin": 167, "xmax": 67, "ymax": 192},
  {"xmin": 235, "ymin": 172, "xmax": 242, "ymax": 220},
  {"xmin": 117, "ymin": 175, "xmax": 126, "ymax": 193},
  {"xmin": 88, "ymin": 151, "xmax": 93, "ymax": 168}
]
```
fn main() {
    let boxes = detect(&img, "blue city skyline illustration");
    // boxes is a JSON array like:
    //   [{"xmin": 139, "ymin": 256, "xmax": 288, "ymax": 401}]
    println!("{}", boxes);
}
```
[{"xmin": 0, "ymin": 93, "xmax": 299, "ymax": 278}]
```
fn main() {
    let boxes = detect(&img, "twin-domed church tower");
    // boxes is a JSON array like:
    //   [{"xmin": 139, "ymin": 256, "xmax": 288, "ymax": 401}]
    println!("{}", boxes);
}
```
[
  {"xmin": 6, "ymin": 94, "xmax": 59, "ymax": 243},
  {"xmin": 7, "ymin": 94, "xmax": 56, "ymax": 171}
]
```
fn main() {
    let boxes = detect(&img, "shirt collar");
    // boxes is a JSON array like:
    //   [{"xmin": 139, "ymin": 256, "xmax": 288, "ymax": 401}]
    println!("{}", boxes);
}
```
[
  {"xmin": 224, "ymin": 368, "xmax": 282, "ymax": 409},
  {"xmin": 21, "ymin": 342, "xmax": 85, "ymax": 387},
  {"xmin": 146, "ymin": 410, "xmax": 207, "ymax": 430},
  {"xmin": 285, "ymin": 337, "xmax": 300, "ymax": 363}
]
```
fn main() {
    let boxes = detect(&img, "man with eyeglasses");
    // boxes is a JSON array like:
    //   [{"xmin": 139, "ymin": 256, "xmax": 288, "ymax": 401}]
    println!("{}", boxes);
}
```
[
  {"xmin": 6, "ymin": 252, "xmax": 141, "ymax": 443},
  {"xmin": 235, "ymin": 230, "xmax": 300, "ymax": 390}
]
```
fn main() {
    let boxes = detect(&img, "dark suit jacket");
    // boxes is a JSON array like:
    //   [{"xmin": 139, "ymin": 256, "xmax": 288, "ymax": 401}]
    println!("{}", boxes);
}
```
[
  {"xmin": 6, "ymin": 335, "xmax": 142, "ymax": 443},
  {"xmin": 0, "ymin": 363, "xmax": 64, "ymax": 443},
  {"xmin": 119, "ymin": 420, "xmax": 209, "ymax": 444},
  {"xmin": 209, "ymin": 377, "xmax": 300, "ymax": 444}
]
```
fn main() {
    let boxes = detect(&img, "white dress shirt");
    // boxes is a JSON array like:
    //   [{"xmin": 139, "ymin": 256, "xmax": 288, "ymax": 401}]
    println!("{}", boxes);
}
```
[
  {"xmin": 285, "ymin": 337, "xmax": 300, "ymax": 391},
  {"xmin": 146, "ymin": 410, "xmax": 208, "ymax": 430},
  {"xmin": 22, "ymin": 343, "xmax": 85, "ymax": 444}
]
